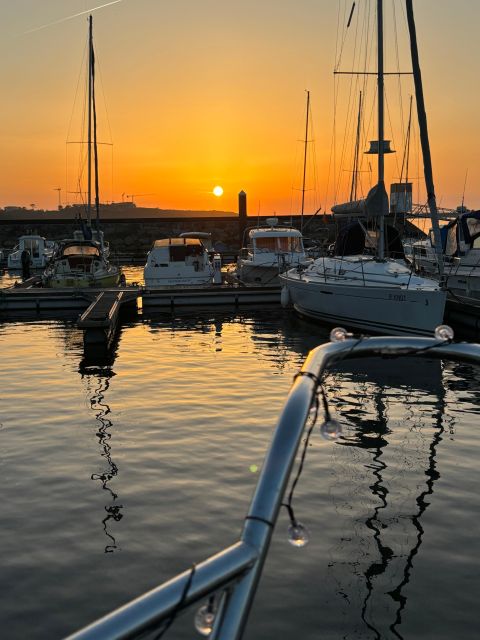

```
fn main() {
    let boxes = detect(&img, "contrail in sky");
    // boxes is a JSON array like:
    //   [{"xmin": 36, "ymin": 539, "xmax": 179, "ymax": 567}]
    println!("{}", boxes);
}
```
[{"xmin": 24, "ymin": 0, "xmax": 123, "ymax": 35}]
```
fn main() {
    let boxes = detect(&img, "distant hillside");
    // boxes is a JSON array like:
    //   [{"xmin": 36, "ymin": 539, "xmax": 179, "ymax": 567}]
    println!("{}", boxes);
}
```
[{"xmin": 1, "ymin": 202, "xmax": 237, "ymax": 222}]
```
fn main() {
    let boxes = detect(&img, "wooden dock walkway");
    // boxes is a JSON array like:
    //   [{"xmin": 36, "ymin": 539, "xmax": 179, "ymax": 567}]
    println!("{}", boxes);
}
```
[{"xmin": 78, "ymin": 289, "xmax": 139, "ymax": 346}]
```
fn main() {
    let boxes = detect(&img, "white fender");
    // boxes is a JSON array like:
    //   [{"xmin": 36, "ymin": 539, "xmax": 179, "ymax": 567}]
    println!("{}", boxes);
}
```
[{"xmin": 280, "ymin": 285, "xmax": 291, "ymax": 308}]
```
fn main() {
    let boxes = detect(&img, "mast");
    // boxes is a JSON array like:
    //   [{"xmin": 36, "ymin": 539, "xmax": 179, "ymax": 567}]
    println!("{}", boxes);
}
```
[
  {"xmin": 91, "ymin": 19, "xmax": 100, "ymax": 233},
  {"xmin": 300, "ymin": 90, "xmax": 310, "ymax": 233},
  {"xmin": 377, "ymin": 0, "xmax": 385, "ymax": 260},
  {"xmin": 87, "ymin": 15, "xmax": 93, "ymax": 228},
  {"xmin": 405, "ymin": 0, "xmax": 444, "ymax": 277}
]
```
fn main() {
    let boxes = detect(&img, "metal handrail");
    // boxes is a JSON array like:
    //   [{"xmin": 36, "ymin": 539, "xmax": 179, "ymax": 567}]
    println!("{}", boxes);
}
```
[{"xmin": 68, "ymin": 336, "xmax": 480, "ymax": 640}]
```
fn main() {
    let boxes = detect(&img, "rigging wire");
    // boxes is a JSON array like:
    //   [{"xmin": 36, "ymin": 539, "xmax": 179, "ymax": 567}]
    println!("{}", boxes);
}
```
[
  {"xmin": 308, "ymin": 114, "xmax": 321, "ymax": 213},
  {"xmin": 65, "ymin": 23, "xmax": 115, "ymax": 210},
  {"xmin": 94, "ymin": 45, "xmax": 115, "ymax": 203}
]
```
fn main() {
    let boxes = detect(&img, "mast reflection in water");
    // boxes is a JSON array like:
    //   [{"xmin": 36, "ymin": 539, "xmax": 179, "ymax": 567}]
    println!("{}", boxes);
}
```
[
  {"xmin": 82, "ymin": 365, "xmax": 123, "ymax": 553},
  {"xmin": 320, "ymin": 356, "xmax": 464, "ymax": 639}
]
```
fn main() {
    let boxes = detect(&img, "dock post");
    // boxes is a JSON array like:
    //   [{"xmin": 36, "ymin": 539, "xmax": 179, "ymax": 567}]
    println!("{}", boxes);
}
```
[{"xmin": 238, "ymin": 190, "xmax": 247, "ymax": 249}]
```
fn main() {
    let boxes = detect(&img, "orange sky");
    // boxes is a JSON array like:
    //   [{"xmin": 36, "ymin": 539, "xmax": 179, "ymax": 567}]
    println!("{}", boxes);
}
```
[{"xmin": 0, "ymin": 0, "xmax": 479, "ymax": 214}]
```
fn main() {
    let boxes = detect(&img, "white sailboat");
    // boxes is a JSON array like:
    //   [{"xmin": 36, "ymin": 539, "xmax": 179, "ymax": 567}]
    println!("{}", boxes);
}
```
[
  {"xmin": 280, "ymin": 0, "xmax": 446, "ymax": 336},
  {"xmin": 44, "ymin": 15, "xmax": 120, "ymax": 289}
]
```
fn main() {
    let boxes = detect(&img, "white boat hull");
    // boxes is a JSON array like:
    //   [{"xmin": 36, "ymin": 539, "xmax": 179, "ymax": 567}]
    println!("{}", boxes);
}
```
[
  {"xmin": 281, "ymin": 269, "xmax": 446, "ymax": 336},
  {"xmin": 234, "ymin": 263, "xmax": 284, "ymax": 285}
]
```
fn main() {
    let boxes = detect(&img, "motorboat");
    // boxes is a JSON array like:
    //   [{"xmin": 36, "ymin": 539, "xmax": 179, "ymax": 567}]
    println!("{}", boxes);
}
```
[
  {"xmin": 7, "ymin": 235, "xmax": 56, "ymax": 270},
  {"xmin": 232, "ymin": 218, "xmax": 311, "ymax": 285},
  {"xmin": 43, "ymin": 239, "xmax": 121, "ymax": 288},
  {"xmin": 144, "ymin": 237, "xmax": 222, "ymax": 287}
]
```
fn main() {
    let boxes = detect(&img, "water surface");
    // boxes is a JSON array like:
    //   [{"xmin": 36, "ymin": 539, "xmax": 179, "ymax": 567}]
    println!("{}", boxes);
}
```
[{"xmin": 0, "ymin": 271, "xmax": 479, "ymax": 639}]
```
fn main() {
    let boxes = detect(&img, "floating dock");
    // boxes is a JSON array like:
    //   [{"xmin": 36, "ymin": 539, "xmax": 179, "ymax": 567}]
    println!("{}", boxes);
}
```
[
  {"xmin": 0, "ymin": 282, "xmax": 281, "ymax": 314},
  {"xmin": 78, "ymin": 290, "xmax": 139, "ymax": 346},
  {"xmin": 0, "ymin": 284, "xmax": 138, "ymax": 314},
  {"xmin": 141, "ymin": 284, "xmax": 281, "ymax": 308}
]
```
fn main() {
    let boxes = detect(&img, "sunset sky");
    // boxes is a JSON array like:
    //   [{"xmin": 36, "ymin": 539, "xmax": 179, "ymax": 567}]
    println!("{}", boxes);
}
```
[{"xmin": 0, "ymin": 0, "xmax": 479, "ymax": 214}]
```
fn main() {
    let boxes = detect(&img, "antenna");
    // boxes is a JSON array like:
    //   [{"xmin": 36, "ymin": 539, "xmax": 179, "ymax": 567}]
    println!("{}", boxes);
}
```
[
  {"xmin": 461, "ymin": 169, "xmax": 468, "ymax": 210},
  {"xmin": 53, "ymin": 187, "xmax": 62, "ymax": 208}
]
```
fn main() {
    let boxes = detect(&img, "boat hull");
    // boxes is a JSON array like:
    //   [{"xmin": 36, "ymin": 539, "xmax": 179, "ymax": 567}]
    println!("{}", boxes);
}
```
[
  {"xmin": 234, "ymin": 263, "xmax": 283, "ymax": 285},
  {"xmin": 45, "ymin": 272, "xmax": 121, "ymax": 289},
  {"xmin": 281, "ymin": 275, "xmax": 446, "ymax": 336}
]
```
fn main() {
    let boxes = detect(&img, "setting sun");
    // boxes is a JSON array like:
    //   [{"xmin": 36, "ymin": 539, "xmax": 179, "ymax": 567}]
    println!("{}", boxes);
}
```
[{"xmin": 213, "ymin": 186, "xmax": 224, "ymax": 197}]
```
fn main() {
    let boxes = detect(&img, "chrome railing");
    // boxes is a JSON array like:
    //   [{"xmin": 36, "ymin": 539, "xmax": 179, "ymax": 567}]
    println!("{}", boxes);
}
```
[{"xmin": 68, "ymin": 333, "xmax": 480, "ymax": 640}]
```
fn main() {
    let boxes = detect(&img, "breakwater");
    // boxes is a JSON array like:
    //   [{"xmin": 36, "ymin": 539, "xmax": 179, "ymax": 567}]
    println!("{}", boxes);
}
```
[{"xmin": 0, "ymin": 205, "xmax": 335, "ymax": 260}]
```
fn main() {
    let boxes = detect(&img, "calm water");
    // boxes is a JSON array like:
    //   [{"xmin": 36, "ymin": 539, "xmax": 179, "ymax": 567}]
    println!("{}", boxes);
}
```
[{"xmin": 0, "ymin": 269, "xmax": 479, "ymax": 639}]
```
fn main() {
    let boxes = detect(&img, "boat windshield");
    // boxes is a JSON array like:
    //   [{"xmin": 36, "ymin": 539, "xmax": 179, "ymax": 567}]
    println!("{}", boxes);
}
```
[
  {"xmin": 169, "ymin": 244, "xmax": 204, "ymax": 262},
  {"xmin": 254, "ymin": 237, "xmax": 303, "ymax": 252},
  {"xmin": 63, "ymin": 245, "xmax": 100, "ymax": 257}
]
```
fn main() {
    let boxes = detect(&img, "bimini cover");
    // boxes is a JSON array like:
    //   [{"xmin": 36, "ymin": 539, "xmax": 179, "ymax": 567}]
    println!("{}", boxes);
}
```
[
  {"xmin": 462, "ymin": 211, "xmax": 480, "ymax": 244},
  {"xmin": 440, "ymin": 211, "xmax": 480, "ymax": 254},
  {"xmin": 333, "ymin": 222, "xmax": 365, "ymax": 255}
]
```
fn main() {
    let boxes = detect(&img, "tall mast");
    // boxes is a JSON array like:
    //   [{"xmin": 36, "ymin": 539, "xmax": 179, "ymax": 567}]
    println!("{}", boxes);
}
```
[
  {"xmin": 300, "ymin": 90, "xmax": 310, "ymax": 233},
  {"xmin": 377, "ymin": 0, "xmax": 385, "ymax": 260},
  {"xmin": 91, "ymin": 19, "xmax": 100, "ymax": 232},
  {"xmin": 87, "ymin": 15, "xmax": 93, "ymax": 227},
  {"xmin": 405, "ymin": 0, "xmax": 444, "ymax": 277}
]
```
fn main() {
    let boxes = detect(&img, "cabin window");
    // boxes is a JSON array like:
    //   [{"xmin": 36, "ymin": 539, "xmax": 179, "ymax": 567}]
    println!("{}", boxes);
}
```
[
  {"xmin": 169, "ymin": 244, "xmax": 203, "ymax": 262},
  {"xmin": 255, "ymin": 237, "xmax": 277, "ymax": 251},
  {"xmin": 169, "ymin": 246, "xmax": 187, "ymax": 261},
  {"xmin": 25, "ymin": 239, "xmax": 40, "ymax": 258},
  {"xmin": 63, "ymin": 245, "xmax": 100, "ymax": 257}
]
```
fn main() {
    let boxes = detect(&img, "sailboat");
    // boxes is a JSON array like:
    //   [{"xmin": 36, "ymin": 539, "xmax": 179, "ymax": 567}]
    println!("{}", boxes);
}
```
[
  {"xmin": 44, "ymin": 15, "xmax": 121, "ymax": 289},
  {"xmin": 280, "ymin": 0, "xmax": 446, "ymax": 336}
]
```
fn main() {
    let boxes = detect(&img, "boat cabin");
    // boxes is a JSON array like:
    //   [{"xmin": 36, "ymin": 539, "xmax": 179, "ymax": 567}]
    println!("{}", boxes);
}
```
[
  {"xmin": 243, "ymin": 225, "xmax": 307, "ymax": 267},
  {"xmin": 7, "ymin": 235, "xmax": 56, "ymax": 269},
  {"xmin": 144, "ymin": 237, "xmax": 218, "ymax": 287},
  {"xmin": 150, "ymin": 238, "xmax": 207, "ymax": 268},
  {"xmin": 56, "ymin": 241, "xmax": 102, "ymax": 271}
]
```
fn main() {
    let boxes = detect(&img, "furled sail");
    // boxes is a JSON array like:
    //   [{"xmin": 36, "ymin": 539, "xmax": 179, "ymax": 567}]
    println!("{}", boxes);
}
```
[{"xmin": 331, "ymin": 182, "xmax": 389, "ymax": 218}]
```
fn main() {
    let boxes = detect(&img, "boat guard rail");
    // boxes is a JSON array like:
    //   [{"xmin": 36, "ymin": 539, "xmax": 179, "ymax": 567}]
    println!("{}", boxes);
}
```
[{"xmin": 68, "ymin": 334, "xmax": 480, "ymax": 640}]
